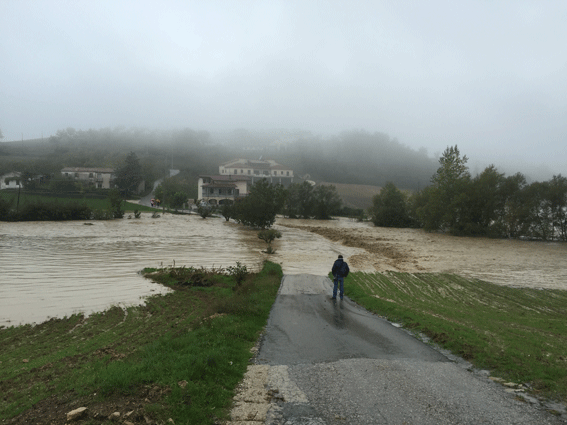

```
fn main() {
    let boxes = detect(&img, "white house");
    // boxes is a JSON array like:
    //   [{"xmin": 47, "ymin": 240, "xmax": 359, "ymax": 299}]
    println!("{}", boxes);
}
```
[
  {"xmin": 61, "ymin": 167, "xmax": 114, "ymax": 189},
  {"xmin": 198, "ymin": 175, "xmax": 251, "ymax": 205},
  {"xmin": 219, "ymin": 158, "xmax": 294, "ymax": 186},
  {"xmin": 0, "ymin": 172, "xmax": 23, "ymax": 190}
]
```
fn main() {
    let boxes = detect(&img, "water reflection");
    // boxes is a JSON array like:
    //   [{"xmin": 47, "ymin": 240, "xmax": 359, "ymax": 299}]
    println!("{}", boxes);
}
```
[{"xmin": 0, "ymin": 214, "xmax": 264, "ymax": 326}]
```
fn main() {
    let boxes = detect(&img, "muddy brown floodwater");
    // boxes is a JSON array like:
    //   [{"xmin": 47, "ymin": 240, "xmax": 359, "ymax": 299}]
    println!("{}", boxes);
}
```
[
  {"xmin": 275, "ymin": 217, "xmax": 567, "ymax": 290},
  {"xmin": 2, "ymin": 214, "xmax": 566, "ymax": 327},
  {"xmin": 0, "ymin": 213, "xmax": 265, "ymax": 327}
]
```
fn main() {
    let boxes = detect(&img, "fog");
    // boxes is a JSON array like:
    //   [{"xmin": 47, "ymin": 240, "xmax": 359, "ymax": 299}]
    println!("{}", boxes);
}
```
[{"xmin": 1, "ymin": 1, "xmax": 566, "ymax": 178}]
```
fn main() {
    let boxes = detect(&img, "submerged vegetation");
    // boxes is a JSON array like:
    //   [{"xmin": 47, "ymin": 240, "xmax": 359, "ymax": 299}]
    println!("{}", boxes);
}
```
[
  {"xmin": 0, "ymin": 261, "xmax": 282, "ymax": 424},
  {"xmin": 346, "ymin": 271, "xmax": 567, "ymax": 401}
]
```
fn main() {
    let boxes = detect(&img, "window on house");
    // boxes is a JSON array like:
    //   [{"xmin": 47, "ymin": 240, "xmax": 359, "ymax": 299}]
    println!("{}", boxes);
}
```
[
  {"xmin": 89, "ymin": 173, "xmax": 94, "ymax": 178},
  {"xmin": 248, "ymin": 170, "xmax": 251, "ymax": 174},
  {"xmin": 287, "ymin": 171, "xmax": 289, "ymax": 176}
]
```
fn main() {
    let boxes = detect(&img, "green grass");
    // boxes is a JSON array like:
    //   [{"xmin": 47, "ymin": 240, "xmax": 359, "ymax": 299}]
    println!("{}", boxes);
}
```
[
  {"xmin": 0, "ymin": 261, "xmax": 283, "ymax": 424},
  {"xmin": 345, "ymin": 271, "xmax": 567, "ymax": 401},
  {"xmin": 0, "ymin": 191, "xmax": 154, "ymax": 213}
]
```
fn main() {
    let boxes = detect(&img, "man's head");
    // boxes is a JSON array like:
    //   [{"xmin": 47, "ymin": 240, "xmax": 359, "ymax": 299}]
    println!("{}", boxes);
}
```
[{"xmin": 338, "ymin": 255, "xmax": 343, "ymax": 259}]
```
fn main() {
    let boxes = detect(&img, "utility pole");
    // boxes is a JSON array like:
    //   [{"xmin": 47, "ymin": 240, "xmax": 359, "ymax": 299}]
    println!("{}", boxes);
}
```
[{"xmin": 16, "ymin": 181, "xmax": 21, "ymax": 214}]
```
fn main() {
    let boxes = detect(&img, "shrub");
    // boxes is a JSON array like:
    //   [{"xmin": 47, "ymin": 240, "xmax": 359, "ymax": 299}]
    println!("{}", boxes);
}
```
[
  {"xmin": 226, "ymin": 262, "xmax": 248, "ymax": 287},
  {"xmin": 257, "ymin": 229, "xmax": 282, "ymax": 254}
]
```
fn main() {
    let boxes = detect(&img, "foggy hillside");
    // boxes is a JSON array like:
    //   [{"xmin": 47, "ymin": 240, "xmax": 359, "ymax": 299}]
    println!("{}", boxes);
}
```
[{"xmin": 0, "ymin": 127, "xmax": 438, "ymax": 191}]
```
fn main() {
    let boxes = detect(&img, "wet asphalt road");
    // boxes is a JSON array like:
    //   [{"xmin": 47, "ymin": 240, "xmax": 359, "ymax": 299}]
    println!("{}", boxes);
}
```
[{"xmin": 254, "ymin": 274, "xmax": 565, "ymax": 424}]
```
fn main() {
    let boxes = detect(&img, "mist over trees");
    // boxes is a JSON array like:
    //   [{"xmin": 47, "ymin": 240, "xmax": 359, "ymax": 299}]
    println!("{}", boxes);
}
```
[
  {"xmin": 371, "ymin": 145, "xmax": 567, "ymax": 241},
  {"xmin": 267, "ymin": 130, "xmax": 437, "ymax": 190},
  {"xmin": 4, "ymin": 126, "xmax": 565, "ymax": 240},
  {"xmin": 0, "ymin": 126, "xmax": 438, "ymax": 195}
]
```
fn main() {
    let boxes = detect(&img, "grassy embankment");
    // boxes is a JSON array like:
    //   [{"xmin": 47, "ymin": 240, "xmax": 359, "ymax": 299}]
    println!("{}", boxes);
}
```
[
  {"xmin": 0, "ymin": 261, "xmax": 282, "ymax": 425},
  {"xmin": 0, "ymin": 191, "xmax": 154, "ymax": 213},
  {"xmin": 345, "ymin": 271, "xmax": 567, "ymax": 402}
]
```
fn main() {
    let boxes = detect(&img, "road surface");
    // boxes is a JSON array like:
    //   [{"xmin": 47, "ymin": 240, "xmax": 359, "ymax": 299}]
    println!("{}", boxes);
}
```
[{"xmin": 234, "ymin": 274, "xmax": 565, "ymax": 424}]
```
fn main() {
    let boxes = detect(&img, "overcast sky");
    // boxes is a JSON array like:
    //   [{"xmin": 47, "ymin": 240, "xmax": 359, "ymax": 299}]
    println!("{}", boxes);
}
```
[{"xmin": 1, "ymin": 1, "xmax": 566, "ymax": 177}]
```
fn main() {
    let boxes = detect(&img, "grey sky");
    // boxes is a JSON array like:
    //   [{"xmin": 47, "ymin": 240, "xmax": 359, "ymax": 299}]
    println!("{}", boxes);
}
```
[{"xmin": 1, "ymin": 1, "xmax": 566, "ymax": 176}]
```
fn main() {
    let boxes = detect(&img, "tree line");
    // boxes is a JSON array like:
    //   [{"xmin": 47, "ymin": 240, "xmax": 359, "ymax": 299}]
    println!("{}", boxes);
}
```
[
  {"xmin": 200, "ymin": 179, "xmax": 343, "ymax": 229},
  {"xmin": 370, "ymin": 146, "xmax": 567, "ymax": 241}
]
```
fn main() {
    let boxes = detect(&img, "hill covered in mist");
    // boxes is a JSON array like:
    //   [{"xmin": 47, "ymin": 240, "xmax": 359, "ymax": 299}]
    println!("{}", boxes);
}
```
[{"xmin": 0, "ymin": 127, "xmax": 437, "ymax": 191}]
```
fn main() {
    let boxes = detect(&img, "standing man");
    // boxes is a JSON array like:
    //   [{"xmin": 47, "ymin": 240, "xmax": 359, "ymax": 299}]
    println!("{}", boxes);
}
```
[{"xmin": 331, "ymin": 254, "xmax": 350, "ymax": 300}]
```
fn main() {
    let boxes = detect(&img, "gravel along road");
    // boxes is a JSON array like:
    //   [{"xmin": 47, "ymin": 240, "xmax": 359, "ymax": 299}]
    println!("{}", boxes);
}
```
[{"xmin": 227, "ymin": 274, "xmax": 565, "ymax": 425}]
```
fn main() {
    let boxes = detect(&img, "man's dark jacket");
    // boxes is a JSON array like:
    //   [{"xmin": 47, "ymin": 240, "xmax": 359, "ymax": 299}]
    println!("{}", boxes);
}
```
[{"xmin": 332, "ymin": 258, "xmax": 350, "ymax": 278}]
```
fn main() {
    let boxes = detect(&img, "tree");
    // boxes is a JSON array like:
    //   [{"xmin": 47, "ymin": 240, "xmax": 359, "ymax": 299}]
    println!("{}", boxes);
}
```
[
  {"xmin": 108, "ymin": 188, "xmax": 124, "ymax": 218},
  {"xmin": 284, "ymin": 181, "xmax": 315, "ymax": 218},
  {"xmin": 497, "ymin": 173, "xmax": 528, "ymax": 238},
  {"xmin": 155, "ymin": 176, "xmax": 193, "ymax": 209},
  {"xmin": 547, "ymin": 175, "xmax": 567, "ymax": 241},
  {"xmin": 312, "ymin": 184, "xmax": 342, "ymax": 219},
  {"xmin": 370, "ymin": 182, "xmax": 412, "ymax": 227},
  {"xmin": 452, "ymin": 165, "xmax": 506, "ymax": 236},
  {"xmin": 235, "ymin": 179, "xmax": 286, "ymax": 228},
  {"xmin": 50, "ymin": 176, "xmax": 79, "ymax": 192},
  {"xmin": 197, "ymin": 204, "xmax": 212, "ymax": 219},
  {"xmin": 114, "ymin": 152, "xmax": 143, "ymax": 195},
  {"xmin": 221, "ymin": 202, "xmax": 235, "ymax": 221},
  {"xmin": 418, "ymin": 145, "xmax": 471, "ymax": 232},
  {"xmin": 170, "ymin": 191, "xmax": 189, "ymax": 210},
  {"xmin": 523, "ymin": 181, "xmax": 553, "ymax": 241},
  {"xmin": 258, "ymin": 229, "xmax": 282, "ymax": 254}
]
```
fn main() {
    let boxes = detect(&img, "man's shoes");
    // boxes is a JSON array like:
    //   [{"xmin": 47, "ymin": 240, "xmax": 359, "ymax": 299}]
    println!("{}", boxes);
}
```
[
  {"xmin": 331, "ymin": 297, "xmax": 336, "ymax": 300},
  {"xmin": 340, "ymin": 297, "xmax": 343, "ymax": 300}
]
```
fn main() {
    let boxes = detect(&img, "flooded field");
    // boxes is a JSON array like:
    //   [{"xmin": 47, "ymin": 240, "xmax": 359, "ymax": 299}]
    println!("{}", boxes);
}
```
[
  {"xmin": 2, "ymin": 214, "xmax": 566, "ymax": 326},
  {"xmin": 276, "ymin": 218, "xmax": 567, "ymax": 289},
  {"xmin": 0, "ymin": 213, "xmax": 265, "ymax": 327}
]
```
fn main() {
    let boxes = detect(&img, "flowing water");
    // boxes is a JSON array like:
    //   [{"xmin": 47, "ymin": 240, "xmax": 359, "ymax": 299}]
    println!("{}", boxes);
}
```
[
  {"xmin": 0, "ymin": 213, "xmax": 265, "ymax": 327},
  {"xmin": 3, "ymin": 213, "xmax": 566, "ymax": 327}
]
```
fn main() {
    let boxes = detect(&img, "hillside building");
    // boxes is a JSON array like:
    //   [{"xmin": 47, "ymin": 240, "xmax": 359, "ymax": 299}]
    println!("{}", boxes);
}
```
[
  {"xmin": 61, "ymin": 167, "xmax": 114, "ymax": 189},
  {"xmin": 0, "ymin": 172, "xmax": 23, "ymax": 190},
  {"xmin": 197, "ymin": 175, "xmax": 251, "ymax": 205},
  {"xmin": 219, "ymin": 158, "xmax": 294, "ymax": 186},
  {"xmin": 198, "ymin": 158, "xmax": 294, "ymax": 205}
]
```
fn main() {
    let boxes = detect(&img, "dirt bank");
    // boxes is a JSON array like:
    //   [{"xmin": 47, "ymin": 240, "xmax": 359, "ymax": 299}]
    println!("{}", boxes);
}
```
[{"xmin": 277, "ymin": 218, "xmax": 567, "ymax": 290}]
